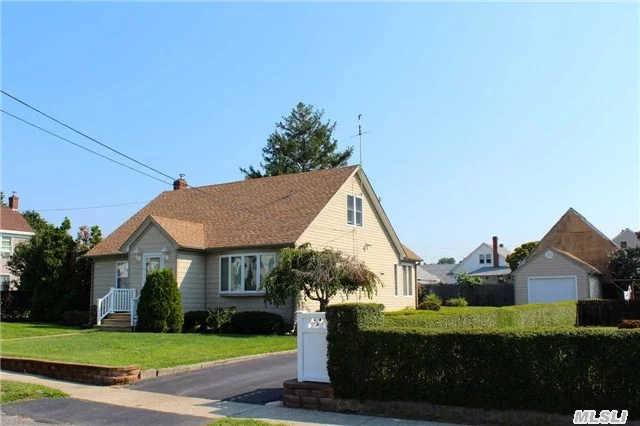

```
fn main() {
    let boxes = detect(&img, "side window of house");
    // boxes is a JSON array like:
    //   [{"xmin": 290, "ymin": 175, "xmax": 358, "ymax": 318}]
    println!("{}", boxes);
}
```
[
  {"xmin": 479, "ymin": 254, "xmax": 485, "ymax": 264},
  {"xmin": 485, "ymin": 254, "xmax": 492, "ymax": 265},
  {"xmin": 620, "ymin": 241, "xmax": 628, "ymax": 248},
  {"xmin": 394, "ymin": 264, "xmax": 398, "ymax": 296},
  {"xmin": 116, "ymin": 261, "xmax": 129, "ymax": 288},
  {"xmin": 407, "ymin": 266, "xmax": 413, "ymax": 296},
  {"xmin": 1, "ymin": 237, "xmax": 11, "ymax": 257},
  {"xmin": 347, "ymin": 195, "xmax": 363, "ymax": 227}
]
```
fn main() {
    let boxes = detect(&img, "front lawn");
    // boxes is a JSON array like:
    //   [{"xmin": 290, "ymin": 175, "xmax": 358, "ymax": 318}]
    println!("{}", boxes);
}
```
[
  {"xmin": 0, "ymin": 380, "xmax": 68, "ymax": 404},
  {"xmin": 0, "ymin": 332, "xmax": 296, "ymax": 369},
  {"xmin": 1, "ymin": 322, "xmax": 94, "ymax": 340}
]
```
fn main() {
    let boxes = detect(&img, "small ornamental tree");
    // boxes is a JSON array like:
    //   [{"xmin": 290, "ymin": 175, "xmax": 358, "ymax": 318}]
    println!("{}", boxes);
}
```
[
  {"xmin": 137, "ymin": 268, "xmax": 183, "ymax": 333},
  {"xmin": 263, "ymin": 244, "xmax": 381, "ymax": 311},
  {"xmin": 455, "ymin": 271, "xmax": 482, "ymax": 287},
  {"xmin": 506, "ymin": 241, "xmax": 539, "ymax": 272}
]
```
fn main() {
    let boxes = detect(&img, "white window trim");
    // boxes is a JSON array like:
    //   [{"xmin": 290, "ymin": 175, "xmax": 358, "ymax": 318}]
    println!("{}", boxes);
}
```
[
  {"xmin": 1, "ymin": 236, "xmax": 12, "ymax": 256},
  {"xmin": 397, "ymin": 263, "xmax": 414, "ymax": 297},
  {"xmin": 115, "ymin": 260, "xmax": 129, "ymax": 288},
  {"xmin": 142, "ymin": 253, "xmax": 164, "ymax": 286},
  {"xmin": 347, "ymin": 195, "xmax": 363, "ymax": 228},
  {"xmin": 219, "ymin": 252, "xmax": 276, "ymax": 295},
  {"xmin": 394, "ymin": 264, "xmax": 398, "ymax": 296}
]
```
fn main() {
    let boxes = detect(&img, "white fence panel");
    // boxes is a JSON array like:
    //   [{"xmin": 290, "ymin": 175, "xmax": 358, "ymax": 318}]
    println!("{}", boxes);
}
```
[{"xmin": 297, "ymin": 312, "xmax": 329, "ymax": 383}]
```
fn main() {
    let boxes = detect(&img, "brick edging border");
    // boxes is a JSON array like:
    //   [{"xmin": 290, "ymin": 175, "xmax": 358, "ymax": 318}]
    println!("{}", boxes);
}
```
[
  {"xmin": 0, "ymin": 356, "xmax": 139, "ymax": 386},
  {"xmin": 138, "ymin": 349, "xmax": 297, "ymax": 380}
]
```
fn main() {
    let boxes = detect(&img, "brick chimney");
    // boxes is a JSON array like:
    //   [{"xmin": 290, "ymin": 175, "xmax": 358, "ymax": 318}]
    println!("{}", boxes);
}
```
[
  {"xmin": 492, "ymin": 236, "xmax": 499, "ymax": 268},
  {"xmin": 173, "ymin": 174, "xmax": 188, "ymax": 190},
  {"xmin": 8, "ymin": 192, "xmax": 19, "ymax": 211}
]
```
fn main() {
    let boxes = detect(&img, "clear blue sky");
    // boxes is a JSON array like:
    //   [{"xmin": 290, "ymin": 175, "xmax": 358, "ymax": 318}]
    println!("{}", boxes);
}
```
[{"xmin": 1, "ymin": 2, "xmax": 638, "ymax": 263}]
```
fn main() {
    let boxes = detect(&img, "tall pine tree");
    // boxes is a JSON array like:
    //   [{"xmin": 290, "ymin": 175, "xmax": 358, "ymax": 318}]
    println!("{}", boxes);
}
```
[{"xmin": 241, "ymin": 102, "xmax": 353, "ymax": 179}]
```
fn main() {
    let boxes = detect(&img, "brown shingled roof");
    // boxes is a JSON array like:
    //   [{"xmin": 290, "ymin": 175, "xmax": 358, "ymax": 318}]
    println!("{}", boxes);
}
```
[
  {"xmin": 87, "ymin": 166, "xmax": 360, "ymax": 257},
  {"xmin": 402, "ymin": 244, "xmax": 423, "ymax": 262},
  {"xmin": 0, "ymin": 206, "xmax": 34, "ymax": 233}
]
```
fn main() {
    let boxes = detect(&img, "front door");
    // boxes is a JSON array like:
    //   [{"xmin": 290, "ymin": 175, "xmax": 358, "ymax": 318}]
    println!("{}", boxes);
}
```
[{"xmin": 142, "ymin": 253, "xmax": 164, "ymax": 285}]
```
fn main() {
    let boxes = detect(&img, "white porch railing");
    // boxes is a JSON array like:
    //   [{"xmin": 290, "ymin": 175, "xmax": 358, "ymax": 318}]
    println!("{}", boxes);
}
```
[
  {"xmin": 96, "ymin": 288, "xmax": 136, "ymax": 326},
  {"xmin": 297, "ymin": 312, "xmax": 329, "ymax": 383}
]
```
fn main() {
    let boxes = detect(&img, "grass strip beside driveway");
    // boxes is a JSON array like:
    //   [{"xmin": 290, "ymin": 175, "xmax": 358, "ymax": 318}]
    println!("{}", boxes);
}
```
[
  {"xmin": 0, "ymin": 380, "xmax": 68, "ymax": 404},
  {"xmin": 1, "ymin": 322, "xmax": 94, "ymax": 340},
  {"xmin": 1, "ymin": 332, "xmax": 296, "ymax": 369}
]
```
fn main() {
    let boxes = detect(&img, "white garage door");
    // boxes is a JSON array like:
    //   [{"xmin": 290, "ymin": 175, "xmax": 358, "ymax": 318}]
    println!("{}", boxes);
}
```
[{"xmin": 528, "ymin": 276, "xmax": 577, "ymax": 303}]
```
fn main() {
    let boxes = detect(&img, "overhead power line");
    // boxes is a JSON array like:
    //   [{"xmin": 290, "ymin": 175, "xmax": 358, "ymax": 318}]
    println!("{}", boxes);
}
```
[
  {"xmin": 1, "ymin": 89, "xmax": 176, "ymax": 182},
  {"xmin": 36, "ymin": 201, "xmax": 149, "ymax": 212},
  {"xmin": 0, "ymin": 109, "xmax": 173, "ymax": 186}
]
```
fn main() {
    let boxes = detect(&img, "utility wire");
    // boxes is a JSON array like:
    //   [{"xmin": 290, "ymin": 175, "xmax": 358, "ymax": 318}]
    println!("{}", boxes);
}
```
[
  {"xmin": 1, "ymin": 89, "xmax": 176, "ymax": 182},
  {"xmin": 1, "ymin": 109, "xmax": 173, "ymax": 186},
  {"xmin": 36, "ymin": 201, "xmax": 149, "ymax": 212}
]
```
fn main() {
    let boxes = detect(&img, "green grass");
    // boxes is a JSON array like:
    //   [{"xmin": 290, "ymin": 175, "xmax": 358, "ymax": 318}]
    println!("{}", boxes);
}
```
[
  {"xmin": 384, "ymin": 302, "xmax": 576, "ymax": 329},
  {"xmin": 0, "ymin": 332, "xmax": 296, "ymax": 369},
  {"xmin": 0, "ymin": 380, "xmax": 68, "ymax": 404},
  {"xmin": 0, "ymin": 322, "xmax": 94, "ymax": 340},
  {"xmin": 209, "ymin": 419, "xmax": 290, "ymax": 426}
]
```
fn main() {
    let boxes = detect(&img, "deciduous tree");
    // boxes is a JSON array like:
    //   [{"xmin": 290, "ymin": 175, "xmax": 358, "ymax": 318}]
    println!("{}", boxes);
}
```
[
  {"xmin": 437, "ymin": 257, "xmax": 456, "ymax": 264},
  {"xmin": 506, "ymin": 241, "xmax": 539, "ymax": 271}
]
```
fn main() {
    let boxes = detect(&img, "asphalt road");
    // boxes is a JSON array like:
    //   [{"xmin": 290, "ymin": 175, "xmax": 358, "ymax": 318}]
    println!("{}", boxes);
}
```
[
  {"xmin": 1, "ymin": 398, "xmax": 210, "ymax": 426},
  {"xmin": 128, "ymin": 352, "xmax": 297, "ymax": 405}
]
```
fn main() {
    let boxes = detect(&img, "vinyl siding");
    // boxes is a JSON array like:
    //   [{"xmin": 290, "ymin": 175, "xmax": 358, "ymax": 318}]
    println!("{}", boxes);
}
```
[
  {"xmin": 1, "ymin": 234, "xmax": 32, "ymax": 286},
  {"xmin": 204, "ymin": 249, "xmax": 293, "ymax": 324},
  {"xmin": 92, "ymin": 256, "xmax": 127, "ymax": 303},
  {"xmin": 177, "ymin": 251, "xmax": 206, "ymax": 312},
  {"xmin": 127, "ymin": 224, "xmax": 177, "ymax": 294},
  {"xmin": 296, "ymin": 173, "xmax": 415, "ymax": 311},
  {"xmin": 514, "ymin": 251, "xmax": 590, "ymax": 304}
]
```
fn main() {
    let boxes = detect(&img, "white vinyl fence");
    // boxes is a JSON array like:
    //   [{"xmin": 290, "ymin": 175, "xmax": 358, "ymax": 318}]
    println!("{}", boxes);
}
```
[{"xmin": 297, "ymin": 312, "xmax": 330, "ymax": 383}]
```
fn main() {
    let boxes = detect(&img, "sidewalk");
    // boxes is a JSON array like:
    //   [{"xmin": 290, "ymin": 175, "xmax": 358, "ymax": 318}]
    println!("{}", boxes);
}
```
[{"xmin": 0, "ymin": 371, "xmax": 457, "ymax": 426}]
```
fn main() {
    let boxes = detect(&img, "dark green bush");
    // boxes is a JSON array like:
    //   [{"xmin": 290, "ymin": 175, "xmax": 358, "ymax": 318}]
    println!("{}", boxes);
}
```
[
  {"xmin": 137, "ymin": 268, "xmax": 184, "ymax": 333},
  {"xmin": 418, "ymin": 301, "xmax": 441, "ymax": 311},
  {"xmin": 228, "ymin": 311, "xmax": 285, "ymax": 335},
  {"xmin": 61, "ymin": 310, "xmax": 89, "ymax": 326},
  {"xmin": 327, "ymin": 303, "xmax": 640, "ymax": 415},
  {"xmin": 207, "ymin": 307, "xmax": 236, "ymax": 333},
  {"xmin": 445, "ymin": 297, "xmax": 468, "ymax": 307},
  {"xmin": 619, "ymin": 319, "xmax": 640, "ymax": 329},
  {"xmin": 0, "ymin": 291, "xmax": 30, "ymax": 321},
  {"xmin": 384, "ymin": 302, "xmax": 575, "ymax": 329},
  {"xmin": 183, "ymin": 310, "xmax": 209, "ymax": 333}
]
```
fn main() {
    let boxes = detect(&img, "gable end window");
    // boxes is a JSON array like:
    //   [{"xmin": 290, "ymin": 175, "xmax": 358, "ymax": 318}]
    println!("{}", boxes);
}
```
[
  {"xmin": 620, "ymin": 241, "xmax": 628, "ymax": 248},
  {"xmin": 479, "ymin": 254, "xmax": 485, "ymax": 264},
  {"xmin": 347, "ymin": 195, "xmax": 363, "ymax": 227},
  {"xmin": 220, "ymin": 253, "xmax": 277, "ymax": 294}
]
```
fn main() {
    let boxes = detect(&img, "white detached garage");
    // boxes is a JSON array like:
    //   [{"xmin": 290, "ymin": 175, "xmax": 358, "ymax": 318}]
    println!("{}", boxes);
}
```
[{"xmin": 514, "ymin": 246, "xmax": 602, "ymax": 304}]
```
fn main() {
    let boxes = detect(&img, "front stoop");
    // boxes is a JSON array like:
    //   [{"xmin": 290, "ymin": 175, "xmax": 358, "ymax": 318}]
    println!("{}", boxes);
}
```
[
  {"xmin": 97, "ymin": 313, "xmax": 131, "ymax": 332},
  {"xmin": 283, "ymin": 379, "xmax": 335, "ymax": 411}
]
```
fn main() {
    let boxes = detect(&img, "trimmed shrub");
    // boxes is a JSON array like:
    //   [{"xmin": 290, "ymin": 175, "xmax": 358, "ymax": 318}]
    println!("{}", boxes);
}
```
[
  {"xmin": 327, "ymin": 303, "xmax": 640, "ymax": 415},
  {"xmin": 425, "ymin": 293, "xmax": 442, "ymax": 305},
  {"xmin": 0, "ymin": 291, "xmax": 30, "ymax": 321},
  {"xmin": 577, "ymin": 299, "xmax": 640, "ymax": 326},
  {"xmin": 418, "ymin": 301, "xmax": 441, "ymax": 311},
  {"xmin": 384, "ymin": 301, "xmax": 576, "ymax": 329},
  {"xmin": 137, "ymin": 268, "xmax": 183, "ymax": 333},
  {"xmin": 207, "ymin": 307, "xmax": 236, "ymax": 333},
  {"xmin": 445, "ymin": 297, "xmax": 468, "ymax": 307},
  {"xmin": 619, "ymin": 319, "xmax": 640, "ymax": 329},
  {"xmin": 183, "ymin": 310, "xmax": 209, "ymax": 333},
  {"xmin": 61, "ymin": 310, "xmax": 89, "ymax": 326},
  {"xmin": 228, "ymin": 311, "xmax": 285, "ymax": 335}
]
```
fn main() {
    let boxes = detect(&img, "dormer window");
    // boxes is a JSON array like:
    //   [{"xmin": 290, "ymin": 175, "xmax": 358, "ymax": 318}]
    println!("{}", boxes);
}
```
[{"xmin": 347, "ymin": 195, "xmax": 363, "ymax": 227}]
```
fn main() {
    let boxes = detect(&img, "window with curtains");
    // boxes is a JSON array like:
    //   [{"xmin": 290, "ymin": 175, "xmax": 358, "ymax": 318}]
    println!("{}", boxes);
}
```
[
  {"xmin": 115, "ymin": 261, "xmax": 129, "ymax": 288},
  {"xmin": 347, "ymin": 195, "xmax": 363, "ymax": 227},
  {"xmin": 220, "ymin": 253, "xmax": 277, "ymax": 293}
]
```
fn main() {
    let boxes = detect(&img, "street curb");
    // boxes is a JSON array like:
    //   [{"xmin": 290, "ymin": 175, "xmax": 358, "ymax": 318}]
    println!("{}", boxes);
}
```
[{"xmin": 138, "ymin": 349, "xmax": 297, "ymax": 380}]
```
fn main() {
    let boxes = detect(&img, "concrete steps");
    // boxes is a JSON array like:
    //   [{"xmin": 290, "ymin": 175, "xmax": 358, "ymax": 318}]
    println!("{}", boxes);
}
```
[{"xmin": 97, "ymin": 313, "xmax": 131, "ymax": 332}]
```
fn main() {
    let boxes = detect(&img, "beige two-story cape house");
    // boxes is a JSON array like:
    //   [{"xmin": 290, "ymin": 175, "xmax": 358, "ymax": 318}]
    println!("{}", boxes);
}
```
[{"xmin": 86, "ymin": 166, "xmax": 422, "ymax": 327}]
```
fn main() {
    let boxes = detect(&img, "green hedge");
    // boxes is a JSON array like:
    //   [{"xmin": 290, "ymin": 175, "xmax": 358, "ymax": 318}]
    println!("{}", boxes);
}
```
[
  {"xmin": 384, "ymin": 302, "xmax": 576, "ymax": 329},
  {"xmin": 327, "ymin": 303, "xmax": 640, "ymax": 415}
]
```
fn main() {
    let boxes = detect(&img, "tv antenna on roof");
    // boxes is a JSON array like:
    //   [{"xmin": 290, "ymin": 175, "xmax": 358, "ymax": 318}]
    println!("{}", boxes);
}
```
[{"xmin": 350, "ymin": 114, "xmax": 372, "ymax": 166}]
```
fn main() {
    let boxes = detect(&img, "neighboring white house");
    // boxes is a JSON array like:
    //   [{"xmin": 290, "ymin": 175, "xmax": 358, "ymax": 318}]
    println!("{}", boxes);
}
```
[
  {"xmin": 448, "ymin": 236, "xmax": 512, "ymax": 284},
  {"xmin": 1, "ymin": 194, "xmax": 35, "ymax": 290},
  {"xmin": 612, "ymin": 228, "xmax": 640, "ymax": 249}
]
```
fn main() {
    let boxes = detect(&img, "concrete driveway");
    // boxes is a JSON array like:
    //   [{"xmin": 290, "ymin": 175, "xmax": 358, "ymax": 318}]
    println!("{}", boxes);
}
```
[{"xmin": 128, "ymin": 351, "xmax": 297, "ymax": 405}]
